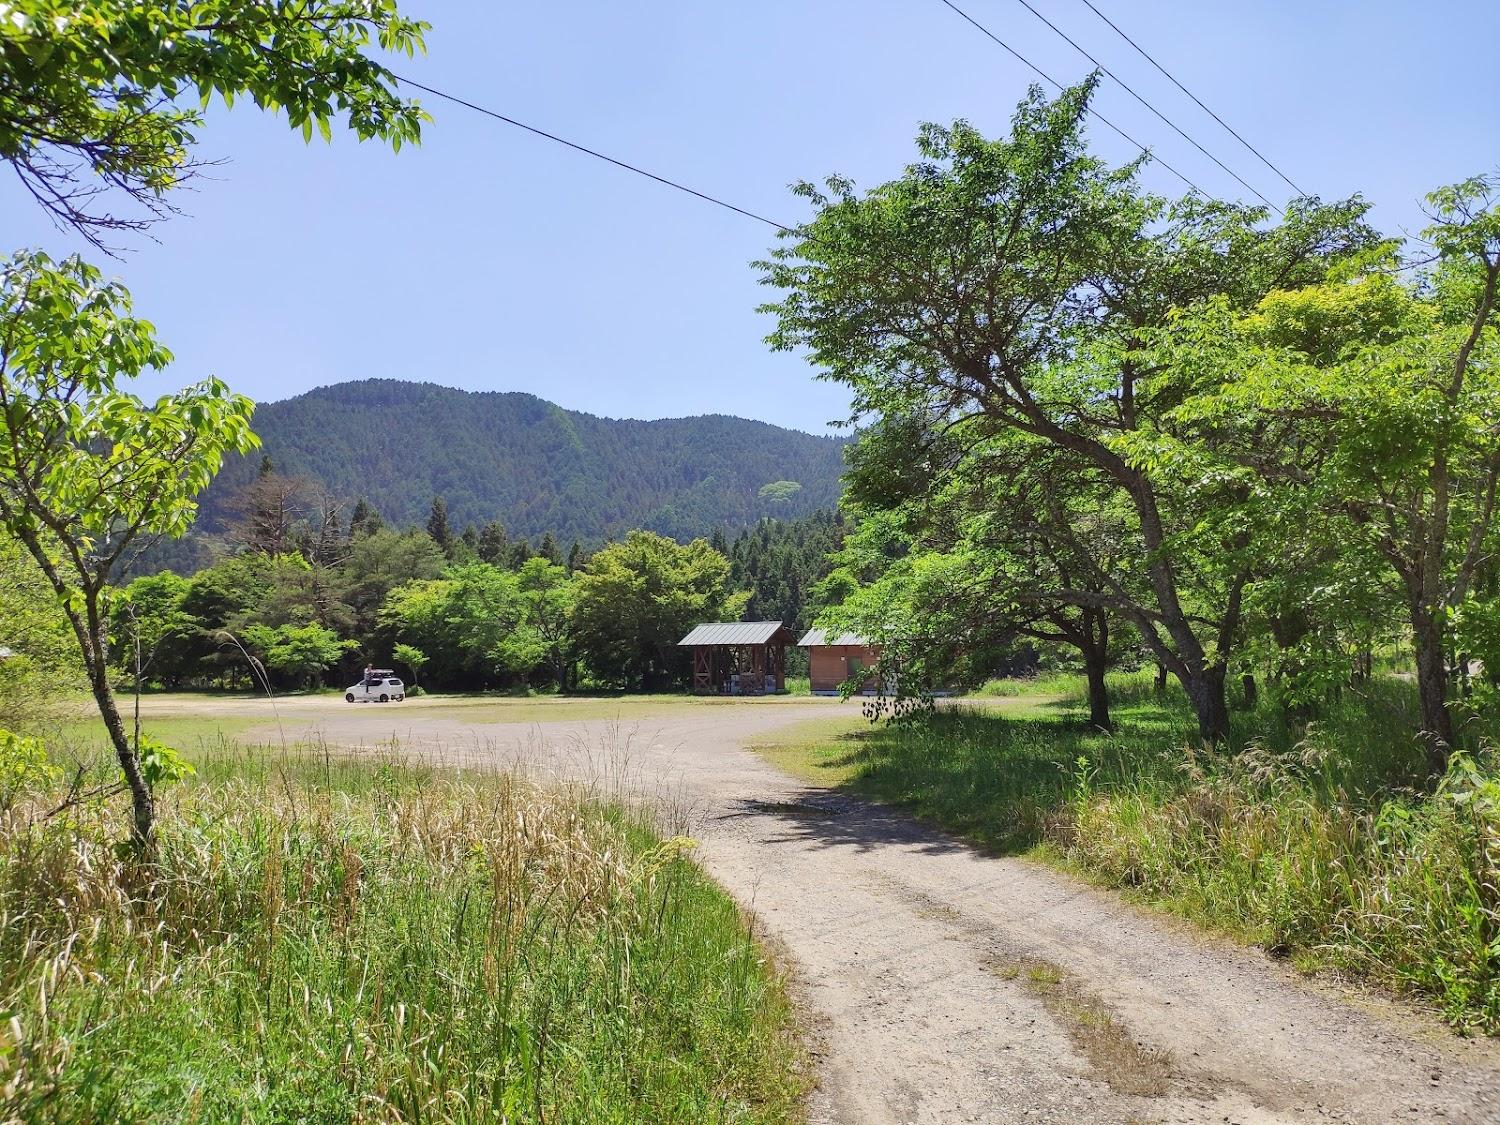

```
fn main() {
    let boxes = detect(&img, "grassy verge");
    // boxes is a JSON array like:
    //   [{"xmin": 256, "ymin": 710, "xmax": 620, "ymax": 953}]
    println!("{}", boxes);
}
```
[
  {"xmin": 0, "ymin": 745, "xmax": 806, "ymax": 1122},
  {"xmin": 754, "ymin": 674, "xmax": 1500, "ymax": 1033}
]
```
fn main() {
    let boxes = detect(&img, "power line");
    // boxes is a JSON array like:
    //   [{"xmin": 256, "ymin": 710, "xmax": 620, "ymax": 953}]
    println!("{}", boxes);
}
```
[
  {"xmin": 933, "ymin": 0, "xmax": 1209, "ymax": 198},
  {"xmin": 1072, "ymin": 0, "xmax": 1305, "ymax": 197},
  {"xmin": 995, "ymin": 0, "xmax": 1278, "ymax": 210},
  {"xmin": 390, "ymin": 72, "xmax": 797, "ymax": 234}
]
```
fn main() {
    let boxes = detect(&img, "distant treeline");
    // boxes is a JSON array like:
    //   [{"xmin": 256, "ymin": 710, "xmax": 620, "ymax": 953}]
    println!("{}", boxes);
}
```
[{"xmin": 111, "ymin": 463, "xmax": 846, "ymax": 694}]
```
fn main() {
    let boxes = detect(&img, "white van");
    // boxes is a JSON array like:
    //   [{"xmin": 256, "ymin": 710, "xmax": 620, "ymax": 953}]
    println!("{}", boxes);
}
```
[{"xmin": 346, "ymin": 670, "xmax": 405, "ymax": 703}]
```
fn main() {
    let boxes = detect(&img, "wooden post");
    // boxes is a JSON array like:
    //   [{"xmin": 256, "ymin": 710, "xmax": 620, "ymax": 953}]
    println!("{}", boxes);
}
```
[
  {"xmin": 775, "ymin": 643, "xmax": 785, "ymax": 692},
  {"xmin": 693, "ymin": 645, "xmax": 710, "ymax": 694}
]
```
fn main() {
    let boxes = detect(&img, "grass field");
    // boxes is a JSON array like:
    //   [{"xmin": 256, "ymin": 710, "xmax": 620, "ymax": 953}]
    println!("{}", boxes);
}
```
[
  {"xmin": 41, "ymin": 690, "xmax": 826, "ymax": 767},
  {"xmin": 0, "ymin": 740, "xmax": 806, "ymax": 1122},
  {"xmin": 752, "ymin": 672, "xmax": 1500, "ymax": 1034}
]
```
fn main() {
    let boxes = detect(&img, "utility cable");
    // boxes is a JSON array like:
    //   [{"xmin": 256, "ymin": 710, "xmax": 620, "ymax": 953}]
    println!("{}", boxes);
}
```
[
  {"xmin": 1072, "ymin": 0, "xmax": 1305, "ymax": 196},
  {"xmin": 390, "ymin": 72, "xmax": 797, "ymax": 233},
  {"xmin": 934, "ymin": 0, "xmax": 1209, "ymax": 198},
  {"xmin": 995, "ymin": 0, "xmax": 1278, "ymax": 209}
]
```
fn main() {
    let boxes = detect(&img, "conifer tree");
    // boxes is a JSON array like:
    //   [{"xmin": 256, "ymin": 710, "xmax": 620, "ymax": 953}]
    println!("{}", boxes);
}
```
[
  {"xmin": 426, "ymin": 496, "xmax": 454, "ymax": 556},
  {"xmin": 349, "ymin": 498, "xmax": 384, "ymax": 540},
  {"xmin": 478, "ymin": 521, "xmax": 509, "ymax": 565}
]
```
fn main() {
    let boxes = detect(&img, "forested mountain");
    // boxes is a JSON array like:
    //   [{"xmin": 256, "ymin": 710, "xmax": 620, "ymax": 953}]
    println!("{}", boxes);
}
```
[{"xmin": 195, "ymin": 380, "xmax": 848, "ymax": 543}]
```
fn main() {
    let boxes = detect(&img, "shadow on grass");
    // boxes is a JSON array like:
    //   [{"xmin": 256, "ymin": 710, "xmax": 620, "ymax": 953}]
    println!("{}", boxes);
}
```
[{"xmin": 748, "ymin": 675, "xmax": 1441, "ymax": 858}]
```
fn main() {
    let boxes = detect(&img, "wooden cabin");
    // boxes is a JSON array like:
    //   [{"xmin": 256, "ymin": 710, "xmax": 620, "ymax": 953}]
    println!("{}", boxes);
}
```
[
  {"xmin": 679, "ymin": 621, "xmax": 794, "ymax": 695},
  {"xmin": 798, "ymin": 629, "xmax": 883, "ymax": 695}
]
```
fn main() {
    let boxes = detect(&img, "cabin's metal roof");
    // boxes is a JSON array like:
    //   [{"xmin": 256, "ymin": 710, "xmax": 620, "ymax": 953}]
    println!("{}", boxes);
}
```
[
  {"xmin": 797, "ymin": 629, "xmax": 873, "ymax": 648},
  {"xmin": 678, "ymin": 621, "xmax": 792, "ymax": 647}
]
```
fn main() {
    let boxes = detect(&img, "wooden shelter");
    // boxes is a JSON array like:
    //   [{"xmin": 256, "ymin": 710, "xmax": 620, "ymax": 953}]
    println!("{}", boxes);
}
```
[
  {"xmin": 798, "ymin": 629, "xmax": 883, "ymax": 695},
  {"xmin": 679, "ymin": 621, "xmax": 794, "ymax": 695}
]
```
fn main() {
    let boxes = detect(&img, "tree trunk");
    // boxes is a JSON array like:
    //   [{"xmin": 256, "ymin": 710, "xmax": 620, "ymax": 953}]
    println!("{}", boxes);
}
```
[
  {"xmin": 1153, "ymin": 663, "xmax": 1167, "ymax": 697},
  {"xmin": 83, "ymin": 606, "xmax": 154, "ymax": 848},
  {"xmin": 1083, "ymin": 648, "xmax": 1112, "ymax": 731},
  {"xmin": 1240, "ymin": 673, "xmax": 1258, "ymax": 711},
  {"xmin": 1079, "ymin": 609, "xmax": 1112, "ymax": 730},
  {"xmin": 1412, "ymin": 609, "xmax": 1453, "ymax": 776},
  {"xmin": 1353, "ymin": 647, "xmax": 1373, "ymax": 684},
  {"xmin": 1182, "ymin": 665, "xmax": 1230, "ymax": 744}
]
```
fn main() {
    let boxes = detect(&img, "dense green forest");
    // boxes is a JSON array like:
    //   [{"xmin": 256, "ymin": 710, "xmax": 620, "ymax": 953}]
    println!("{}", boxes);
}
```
[
  {"xmin": 193, "ymin": 380, "xmax": 847, "ymax": 544},
  {"xmin": 106, "ymin": 462, "xmax": 845, "ymax": 695}
]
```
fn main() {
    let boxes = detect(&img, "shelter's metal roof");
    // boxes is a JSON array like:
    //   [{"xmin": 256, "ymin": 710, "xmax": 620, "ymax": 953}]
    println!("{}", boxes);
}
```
[
  {"xmin": 678, "ymin": 621, "xmax": 793, "ymax": 647},
  {"xmin": 797, "ymin": 629, "xmax": 873, "ymax": 648}
]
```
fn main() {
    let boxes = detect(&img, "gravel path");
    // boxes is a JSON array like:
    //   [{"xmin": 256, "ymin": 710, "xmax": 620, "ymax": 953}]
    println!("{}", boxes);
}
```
[{"xmin": 156, "ymin": 695, "xmax": 1500, "ymax": 1123}]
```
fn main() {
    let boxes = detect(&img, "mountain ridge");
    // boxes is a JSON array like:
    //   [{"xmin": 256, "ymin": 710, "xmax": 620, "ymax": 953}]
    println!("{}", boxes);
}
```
[
  {"xmin": 196, "ymin": 379, "xmax": 849, "ymax": 543},
  {"xmin": 256, "ymin": 378, "xmax": 839, "ymax": 436}
]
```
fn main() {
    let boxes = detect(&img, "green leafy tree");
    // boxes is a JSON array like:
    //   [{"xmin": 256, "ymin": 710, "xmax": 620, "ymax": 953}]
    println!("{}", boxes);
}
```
[
  {"xmin": 379, "ymin": 578, "xmax": 461, "ymax": 683},
  {"xmin": 381, "ymin": 563, "xmax": 526, "ymax": 688},
  {"xmin": 0, "ymin": 532, "xmax": 79, "ymax": 730},
  {"xmin": 111, "ymin": 570, "xmax": 201, "ymax": 752},
  {"xmin": 0, "ymin": 252, "xmax": 257, "ymax": 844},
  {"xmin": 1170, "ymin": 178, "xmax": 1500, "ymax": 765},
  {"xmin": 573, "ymin": 531, "xmax": 743, "ymax": 690},
  {"xmin": 111, "ymin": 571, "xmax": 199, "ymax": 689},
  {"xmin": 0, "ymin": 0, "xmax": 427, "ymax": 248},
  {"xmin": 181, "ymin": 552, "xmax": 279, "ymax": 631},
  {"xmin": 759, "ymin": 80, "xmax": 1375, "ymax": 741},
  {"xmin": 243, "ymin": 622, "xmax": 352, "ymax": 690},
  {"xmin": 758, "ymin": 480, "xmax": 803, "ymax": 507},
  {"xmin": 1, "ymin": 0, "xmax": 431, "ymax": 845},
  {"xmin": 513, "ymin": 557, "xmax": 576, "ymax": 691},
  {"xmin": 391, "ymin": 642, "xmax": 427, "ymax": 691},
  {"xmin": 831, "ymin": 421, "xmax": 1130, "ymax": 728},
  {"xmin": 0, "ymin": 729, "xmax": 59, "ymax": 812},
  {"xmin": 344, "ymin": 527, "xmax": 446, "ymax": 633}
]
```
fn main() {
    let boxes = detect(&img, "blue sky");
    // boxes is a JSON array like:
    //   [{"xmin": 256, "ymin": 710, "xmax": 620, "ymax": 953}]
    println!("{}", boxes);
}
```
[{"xmin": 6, "ymin": 1, "xmax": 1497, "ymax": 434}]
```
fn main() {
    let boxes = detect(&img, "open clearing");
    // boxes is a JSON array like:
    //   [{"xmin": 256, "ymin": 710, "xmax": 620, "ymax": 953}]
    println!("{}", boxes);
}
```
[{"xmin": 129, "ymin": 693, "xmax": 1500, "ymax": 1123}]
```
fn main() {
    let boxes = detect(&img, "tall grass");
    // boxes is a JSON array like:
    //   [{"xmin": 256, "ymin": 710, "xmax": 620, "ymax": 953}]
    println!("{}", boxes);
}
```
[
  {"xmin": 826, "ymin": 676, "xmax": 1500, "ymax": 1032},
  {"xmin": 0, "ymin": 746, "xmax": 804, "ymax": 1122}
]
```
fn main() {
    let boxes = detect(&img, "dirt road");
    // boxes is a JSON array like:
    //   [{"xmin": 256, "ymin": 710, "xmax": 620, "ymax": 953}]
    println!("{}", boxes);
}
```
[{"xmin": 153, "ymin": 695, "xmax": 1500, "ymax": 1123}]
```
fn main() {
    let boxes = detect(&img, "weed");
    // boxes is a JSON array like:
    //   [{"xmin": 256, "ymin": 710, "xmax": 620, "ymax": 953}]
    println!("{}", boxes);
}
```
[{"xmin": 0, "ymin": 743, "xmax": 805, "ymax": 1122}]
